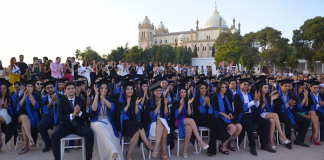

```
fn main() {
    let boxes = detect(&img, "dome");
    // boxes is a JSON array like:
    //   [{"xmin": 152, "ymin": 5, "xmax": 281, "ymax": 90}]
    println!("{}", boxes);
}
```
[
  {"xmin": 158, "ymin": 21, "xmax": 165, "ymax": 30},
  {"xmin": 142, "ymin": 16, "xmax": 151, "ymax": 25},
  {"xmin": 204, "ymin": 4, "xmax": 228, "ymax": 28},
  {"xmin": 231, "ymin": 29, "xmax": 238, "ymax": 34},
  {"xmin": 178, "ymin": 34, "xmax": 186, "ymax": 39}
]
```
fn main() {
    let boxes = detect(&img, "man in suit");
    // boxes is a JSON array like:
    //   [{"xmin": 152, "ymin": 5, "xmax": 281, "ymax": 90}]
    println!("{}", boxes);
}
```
[
  {"xmin": 146, "ymin": 60, "xmax": 153, "ymax": 78},
  {"xmin": 38, "ymin": 81, "xmax": 63, "ymax": 152},
  {"xmin": 51, "ymin": 81, "xmax": 94, "ymax": 160}
]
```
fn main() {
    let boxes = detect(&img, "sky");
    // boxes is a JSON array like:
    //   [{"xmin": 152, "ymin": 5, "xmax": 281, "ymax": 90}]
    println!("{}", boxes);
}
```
[{"xmin": 0, "ymin": 0, "xmax": 323, "ymax": 67}]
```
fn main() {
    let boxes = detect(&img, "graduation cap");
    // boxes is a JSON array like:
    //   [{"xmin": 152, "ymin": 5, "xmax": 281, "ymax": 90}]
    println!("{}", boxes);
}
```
[
  {"xmin": 96, "ymin": 75, "xmax": 103, "ymax": 80},
  {"xmin": 258, "ymin": 75, "xmax": 267, "ymax": 81},
  {"xmin": 267, "ymin": 77, "xmax": 274, "ymax": 81},
  {"xmin": 159, "ymin": 77, "xmax": 167, "ymax": 82},
  {"xmin": 43, "ymin": 76, "xmax": 52, "ymax": 81},
  {"xmin": 277, "ymin": 79, "xmax": 293, "ymax": 85},
  {"xmin": 25, "ymin": 80, "xmax": 35, "ymax": 86},
  {"xmin": 208, "ymin": 76, "xmax": 216, "ymax": 80},
  {"xmin": 197, "ymin": 74, "xmax": 205, "ymax": 79},
  {"xmin": 309, "ymin": 80, "xmax": 321, "ymax": 87},
  {"xmin": 186, "ymin": 76, "xmax": 193, "ymax": 80},
  {"xmin": 97, "ymin": 79, "xmax": 111, "ymax": 88},
  {"xmin": 140, "ymin": 80, "xmax": 149, "ymax": 85},
  {"xmin": 229, "ymin": 78, "xmax": 236, "ymax": 83},
  {"xmin": 221, "ymin": 77, "xmax": 229, "ymax": 82},
  {"xmin": 74, "ymin": 80, "xmax": 85, "ymax": 86},
  {"xmin": 0, "ymin": 78, "xmax": 12, "ymax": 87},
  {"xmin": 135, "ymin": 78, "xmax": 144, "ymax": 83},
  {"xmin": 239, "ymin": 78, "xmax": 251, "ymax": 84},
  {"xmin": 57, "ymin": 78, "xmax": 68, "ymax": 84},
  {"xmin": 178, "ymin": 79, "xmax": 188, "ymax": 85},
  {"xmin": 149, "ymin": 82, "xmax": 162, "ymax": 91},
  {"xmin": 292, "ymin": 81, "xmax": 304, "ymax": 88},
  {"xmin": 212, "ymin": 82, "xmax": 219, "ymax": 87},
  {"xmin": 167, "ymin": 80, "xmax": 175, "ymax": 84},
  {"xmin": 235, "ymin": 75, "xmax": 241, "ymax": 79},
  {"xmin": 43, "ymin": 80, "xmax": 56, "ymax": 88},
  {"xmin": 195, "ymin": 79, "xmax": 208, "ymax": 87},
  {"xmin": 255, "ymin": 80, "xmax": 267, "ymax": 90}
]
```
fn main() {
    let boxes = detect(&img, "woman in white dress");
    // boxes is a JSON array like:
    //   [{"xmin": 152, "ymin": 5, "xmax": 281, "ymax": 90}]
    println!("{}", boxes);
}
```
[
  {"xmin": 122, "ymin": 64, "xmax": 129, "ymax": 76},
  {"xmin": 255, "ymin": 80, "xmax": 291, "ymax": 149},
  {"xmin": 143, "ymin": 82, "xmax": 170, "ymax": 160},
  {"xmin": 90, "ymin": 79, "xmax": 123, "ymax": 160},
  {"xmin": 79, "ymin": 60, "xmax": 93, "ymax": 85},
  {"xmin": 0, "ymin": 78, "xmax": 13, "ymax": 151},
  {"xmin": 117, "ymin": 61, "xmax": 123, "ymax": 76}
]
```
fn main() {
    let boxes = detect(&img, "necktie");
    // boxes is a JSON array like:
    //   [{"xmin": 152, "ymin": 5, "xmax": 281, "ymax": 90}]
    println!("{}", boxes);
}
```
[{"xmin": 70, "ymin": 100, "xmax": 77, "ymax": 126}]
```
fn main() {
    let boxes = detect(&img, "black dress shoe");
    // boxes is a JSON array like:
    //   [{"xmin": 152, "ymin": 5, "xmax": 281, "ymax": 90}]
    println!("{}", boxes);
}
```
[
  {"xmin": 294, "ymin": 140, "xmax": 310, "ymax": 147},
  {"xmin": 250, "ymin": 148, "xmax": 258, "ymax": 156},
  {"xmin": 261, "ymin": 145, "xmax": 276, "ymax": 153},
  {"xmin": 42, "ymin": 145, "xmax": 51, "ymax": 152},
  {"xmin": 286, "ymin": 143, "xmax": 292, "ymax": 149}
]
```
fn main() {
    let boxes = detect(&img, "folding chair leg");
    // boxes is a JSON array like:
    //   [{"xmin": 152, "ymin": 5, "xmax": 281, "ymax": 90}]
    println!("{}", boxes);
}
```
[
  {"xmin": 60, "ymin": 140, "xmax": 64, "ymax": 160},
  {"xmin": 82, "ymin": 138, "xmax": 85, "ymax": 160},
  {"xmin": 141, "ymin": 142, "xmax": 146, "ymax": 160},
  {"xmin": 194, "ymin": 140, "xmax": 198, "ymax": 154},
  {"xmin": 276, "ymin": 130, "xmax": 279, "ymax": 145},
  {"xmin": 177, "ymin": 135, "xmax": 180, "ymax": 157},
  {"xmin": 244, "ymin": 132, "xmax": 247, "ymax": 149},
  {"xmin": 121, "ymin": 137, "xmax": 124, "ymax": 153},
  {"xmin": 236, "ymin": 137, "xmax": 239, "ymax": 150}
]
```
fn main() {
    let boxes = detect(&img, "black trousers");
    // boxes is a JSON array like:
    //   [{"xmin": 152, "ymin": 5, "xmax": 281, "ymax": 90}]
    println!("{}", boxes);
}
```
[
  {"xmin": 240, "ymin": 113, "xmax": 270, "ymax": 149},
  {"xmin": 37, "ymin": 115, "xmax": 54, "ymax": 147},
  {"xmin": 316, "ymin": 111, "xmax": 324, "ymax": 140},
  {"xmin": 195, "ymin": 114, "xmax": 230, "ymax": 155},
  {"xmin": 51, "ymin": 124, "xmax": 94, "ymax": 160},
  {"xmin": 278, "ymin": 113, "xmax": 310, "ymax": 142}
]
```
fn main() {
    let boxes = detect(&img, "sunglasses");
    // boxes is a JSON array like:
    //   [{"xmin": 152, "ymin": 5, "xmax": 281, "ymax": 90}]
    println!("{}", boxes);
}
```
[{"xmin": 36, "ymin": 83, "xmax": 42, "ymax": 85}]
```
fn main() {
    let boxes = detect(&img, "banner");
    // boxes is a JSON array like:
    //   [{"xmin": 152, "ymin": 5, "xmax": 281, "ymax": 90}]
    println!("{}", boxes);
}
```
[
  {"xmin": 229, "ymin": 61, "xmax": 234, "ymax": 71},
  {"xmin": 219, "ymin": 61, "xmax": 224, "ymax": 69}
]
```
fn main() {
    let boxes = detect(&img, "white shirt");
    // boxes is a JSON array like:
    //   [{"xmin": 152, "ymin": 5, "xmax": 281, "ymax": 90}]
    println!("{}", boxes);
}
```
[
  {"xmin": 71, "ymin": 62, "xmax": 76, "ymax": 76},
  {"xmin": 68, "ymin": 96, "xmax": 82, "ymax": 121},
  {"xmin": 282, "ymin": 92, "xmax": 292, "ymax": 109},
  {"xmin": 242, "ymin": 91, "xmax": 259, "ymax": 114},
  {"xmin": 137, "ymin": 66, "xmax": 144, "ymax": 74},
  {"xmin": 106, "ymin": 65, "xmax": 110, "ymax": 76},
  {"xmin": 313, "ymin": 92, "xmax": 320, "ymax": 110}
]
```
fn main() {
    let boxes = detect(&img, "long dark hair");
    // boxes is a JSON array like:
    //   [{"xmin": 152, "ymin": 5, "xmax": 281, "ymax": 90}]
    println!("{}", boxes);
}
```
[
  {"xmin": 117, "ymin": 85, "xmax": 136, "ymax": 119},
  {"xmin": 177, "ymin": 88, "xmax": 188, "ymax": 102},
  {"xmin": 151, "ymin": 89, "xmax": 166, "ymax": 110},
  {"xmin": 196, "ymin": 84, "xmax": 210, "ymax": 97},
  {"xmin": 216, "ymin": 82, "xmax": 226, "ymax": 94},
  {"xmin": 67, "ymin": 60, "xmax": 72, "ymax": 68},
  {"xmin": 292, "ymin": 85, "xmax": 303, "ymax": 101},
  {"xmin": 0, "ymin": 60, "xmax": 3, "ymax": 70},
  {"xmin": 136, "ymin": 83, "xmax": 150, "ymax": 98},
  {"xmin": 258, "ymin": 85, "xmax": 271, "ymax": 105},
  {"xmin": 98, "ymin": 83, "xmax": 110, "ymax": 100},
  {"xmin": 23, "ymin": 84, "xmax": 37, "ymax": 94},
  {"xmin": 0, "ymin": 84, "xmax": 10, "ymax": 103}
]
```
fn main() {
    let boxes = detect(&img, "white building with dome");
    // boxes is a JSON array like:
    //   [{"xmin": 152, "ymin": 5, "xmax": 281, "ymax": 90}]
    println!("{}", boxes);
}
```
[{"xmin": 138, "ymin": 2, "xmax": 242, "ymax": 74}]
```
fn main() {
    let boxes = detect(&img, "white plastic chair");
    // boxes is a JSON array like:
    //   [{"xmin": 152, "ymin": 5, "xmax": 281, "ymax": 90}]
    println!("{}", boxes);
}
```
[
  {"xmin": 198, "ymin": 126, "xmax": 213, "ymax": 153},
  {"xmin": 121, "ymin": 136, "xmax": 146, "ymax": 160},
  {"xmin": 174, "ymin": 129, "xmax": 198, "ymax": 157},
  {"xmin": 60, "ymin": 134, "xmax": 85, "ymax": 160},
  {"xmin": 243, "ymin": 130, "xmax": 260, "ymax": 149},
  {"xmin": 1, "ymin": 133, "xmax": 10, "ymax": 150}
]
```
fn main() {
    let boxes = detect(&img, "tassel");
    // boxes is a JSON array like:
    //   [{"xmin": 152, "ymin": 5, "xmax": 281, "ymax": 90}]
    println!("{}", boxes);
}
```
[
  {"xmin": 139, "ymin": 84, "xmax": 142, "ymax": 97},
  {"xmin": 268, "ymin": 79, "xmax": 271, "ymax": 94},
  {"xmin": 194, "ymin": 84, "xmax": 197, "ymax": 98},
  {"xmin": 175, "ymin": 88, "xmax": 179, "ymax": 101},
  {"xmin": 150, "ymin": 92, "xmax": 154, "ymax": 108},
  {"xmin": 295, "ymin": 84, "xmax": 299, "ymax": 99},
  {"xmin": 119, "ymin": 87, "xmax": 124, "ymax": 103}
]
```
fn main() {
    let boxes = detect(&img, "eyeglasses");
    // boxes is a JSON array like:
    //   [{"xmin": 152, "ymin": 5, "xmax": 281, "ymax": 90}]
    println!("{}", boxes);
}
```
[{"xmin": 36, "ymin": 83, "xmax": 42, "ymax": 85}]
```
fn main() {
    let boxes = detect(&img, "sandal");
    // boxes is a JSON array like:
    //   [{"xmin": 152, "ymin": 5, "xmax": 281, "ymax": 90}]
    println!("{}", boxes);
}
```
[
  {"xmin": 151, "ymin": 151, "xmax": 158, "ymax": 158},
  {"xmin": 218, "ymin": 145, "xmax": 229, "ymax": 155},
  {"xmin": 29, "ymin": 140, "xmax": 35, "ymax": 147},
  {"xmin": 18, "ymin": 147, "xmax": 29, "ymax": 155},
  {"xmin": 228, "ymin": 138, "xmax": 236, "ymax": 151},
  {"xmin": 160, "ymin": 149, "xmax": 168, "ymax": 160}
]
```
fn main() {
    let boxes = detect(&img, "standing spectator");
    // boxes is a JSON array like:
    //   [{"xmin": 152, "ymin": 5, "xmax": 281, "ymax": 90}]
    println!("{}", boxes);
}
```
[
  {"xmin": 44, "ymin": 59, "xmax": 51, "ymax": 78},
  {"xmin": 71, "ymin": 57, "xmax": 76, "ymax": 80},
  {"xmin": 117, "ymin": 61, "xmax": 123, "ymax": 76},
  {"xmin": 153, "ymin": 62, "xmax": 160, "ymax": 77},
  {"xmin": 43, "ymin": 57, "xmax": 48, "ymax": 67},
  {"xmin": 288, "ymin": 71, "xmax": 294, "ymax": 77},
  {"xmin": 63, "ymin": 59, "xmax": 73, "ymax": 81},
  {"xmin": 50, "ymin": 57, "xmax": 63, "ymax": 79},
  {"xmin": 74, "ymin": 62, "xmax": 80, "ymax": 79},
  {"xmin": 31, "ymin": 59, "xmax": 42, "ymax": 80},
  {"xmin": 146, "ymin": 60, "xmax": 154, "ymax": 78},
  {"xmin": 18, "ymin": 55, "xmax": 28, "ymax": 84},
  {"xmin": 182, "ymin": 64, "xmax": 188, "ymax": 77},
  {"xmin": 129, "ymin": 62, "xmax": 136, "ymax": 77},
  {"xmin": 0, "ymin": 60, "xmax": 6, "ymax": 78},
  {"xmin": 79, "ymin": 60, "xmax": 93, "ymax": 84},
  {"xmin": 106, "ymin": 60, "xmax": 111, "ymax": 77},
  {"xmin": 8, "ymin": 57, "xmax": 20, "ymax": 92},
  {"xmin": 204, "ymin": 66, "xmax": 208, "ymax": 75},
  {"xmin": 136, "ymin": 62, "xmax": 144, "ymax": 78}
]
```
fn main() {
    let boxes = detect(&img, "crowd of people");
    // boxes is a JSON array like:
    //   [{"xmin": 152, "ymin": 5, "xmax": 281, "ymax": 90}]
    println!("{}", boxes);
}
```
[{"xmin": 0, "ymin": 55, "xmax": 324, "ymax": 160}]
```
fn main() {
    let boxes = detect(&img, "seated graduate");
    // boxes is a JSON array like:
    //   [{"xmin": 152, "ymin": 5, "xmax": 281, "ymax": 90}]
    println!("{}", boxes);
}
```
[
  {"xmin": 254, "ymin": 80, "xmax": 291, "ymax": 150},
  {"xmin": 51, "ymin": 81, "xmax": 94, "ymax": 160},
  {"xmin": 170, "ymin": 82, "xmax": 208, "ymax": 158},
  {"xmin": 160, "ymin": 77, "xmax": 172, "ymax": 104},
  {"xmin": 137, "ymin": 80, "xmax": 150, "ymax": 108},
  {"xmin": 233, "ymin": 78, "xmax": 275, "ymax": 156},
  {"xmin": 116, "ymin": 81, "xmax": 154, "ymax": 160},
  {"xmin": 192, "ymin": 79, "xmax": 230, "ymax": 156},
  {"xmin": 143, "ymin": 82, "xmax": 170, "ymax": 160},
  {"xmin": 225, "ymin": 78, "xmax": 238, "ymax": 105},
  {"xmin": 212, "ymin": 81, "xmax": 242, "ymax": 153},
  {"xmin": 90, "ymin": 79, "xmax": 121, "ymax": 160},
  {"xmin": 0, "ymin": 78, "xmax": 15, "ymax": 152},
  {"xmin": 54, "ymin": 78, "xmax": 66, "ymax": 96},
  {"xmin": 303, "ymin": 80, "xmax": 323, "ymax": 145},
  {"xmin": 37, "ymin": 81, "xmax": 63, "ymax": 152},
  {"xmin": 273, "ymin": 80, "xmax": 310, "ymax": 148},
  {"xmin": 17, "ymin": 80, "xmax": 42, "ymax": 155}
]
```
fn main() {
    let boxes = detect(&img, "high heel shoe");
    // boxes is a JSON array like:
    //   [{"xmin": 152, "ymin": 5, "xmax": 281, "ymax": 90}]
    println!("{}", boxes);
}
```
[
  {"xmin": 151, "ymin": 151, "xmax": 158, "ymax": 158},
  {"xmin": 29, "ymin": 140, "xmax": 35, "ymax": 147},
  {"xmin": 160, "ymin": 149, "xmax": 168, "ymax": 160},
  {"xmin": 198, "ymin": 143, "xmax": 209, "ymax": 150},
  {"xmin": 280, "ymin": 138, "xmax": 291, "ymax": 144},
  {"xmin": 228, "ymin": 138, "xmax": 236, "ymax": 151},
  {"xmin": 183, "ymin": 153, "xmax": 188, "ymax": 159},
  {"xmin": 218, "ymin": 145, "xmax": 229, "ymax": 155},
  {"xmin": 311, "ymin": 136, "xmax": 322, "ymax": 145}
]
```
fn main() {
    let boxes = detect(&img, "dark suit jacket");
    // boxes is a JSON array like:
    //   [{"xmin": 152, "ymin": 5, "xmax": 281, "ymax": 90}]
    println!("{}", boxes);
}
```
[
  {"xmin": 273, "ymin": 92, "xmax": 293, "ymax": 114},
  {"xmin": 146, "ymin": 64, "xmax": 153, "ymax": 74},
  {"xmin": 57, "ymin": 96, "xmax": 88, "ymax": 126}
]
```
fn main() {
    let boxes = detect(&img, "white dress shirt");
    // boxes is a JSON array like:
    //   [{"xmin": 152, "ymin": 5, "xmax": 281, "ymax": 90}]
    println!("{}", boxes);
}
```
[
  {"xmin": 242, "ymin": 91, "xmax": 259, "ymax": 114},
  {"xmin": 69, "ymin": 96, "xmax": 82, "ymax": 121}
]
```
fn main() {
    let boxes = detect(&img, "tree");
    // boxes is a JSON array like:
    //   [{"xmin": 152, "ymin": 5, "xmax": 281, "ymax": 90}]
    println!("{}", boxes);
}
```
[
  {"xmin": 239, "ymin": 32, "xmax": 260, "ymax": 70},
  {"xmin": 213, "ymin": 40, "xmax": 242, "ymax": 65},
  {"xmin": 175, "ymin": 46, "xmax": 192, "ymax": 65},
  {"xmin": 293, "ymin": 16, "xmax": 324, "ymax": 73},
  {"xmin": 192, "ymin": 44, "xmax": 198, "ymax": 57},
  {"xmin": 285, "ymin": 55, "xmax": 299, "ymax": 72},
  {"xmin": 74, "ymin": 46, "xmax": 104, "ymax": 63},
  {"xmin": 255, "ymin": 27, "xmax": 289, "ymax": 72},
  {"xmin": 155, "ymin": 46, "xmax": 164, "ymax": 64}
]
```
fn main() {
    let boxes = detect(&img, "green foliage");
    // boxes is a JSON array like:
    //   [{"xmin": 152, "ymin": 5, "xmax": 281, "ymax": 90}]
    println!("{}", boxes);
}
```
[
  {"xmin": 293, "ymin": 16, "xmax": 324, "ymax": 68},
  {"xmin": 315, "ymin": 48, "xmax": 324, "ymax": 63},
  {"xmin": 255, "ymin": 27, "xmax": 289, "ymax": 69},
  {"xmin": 214, "ymin": 40, "xmax": 242, "ymax": 65},
  {"xmin": 155, "ymin": 46, "xmax": 164, "ymax": 64},
  {"xmin": 192, "ymin": 44, "xmax": 198, "ymax": 57},
  {"xmin": 285, "ymin": 55, "xmax": 299, "ymax": 71},
  {"xmin": 75, "ymin": 46, "xmax": 104, "ymax": 63},
  {"xmin": 175, "ymin": 46, "xmax": 192, "ymax": 65}
]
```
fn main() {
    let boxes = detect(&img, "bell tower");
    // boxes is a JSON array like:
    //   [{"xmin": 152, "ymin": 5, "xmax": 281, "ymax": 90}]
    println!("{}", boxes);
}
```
[{"xmin": 138, "ymin": 16, "xmax": 154, "ymax": 49}]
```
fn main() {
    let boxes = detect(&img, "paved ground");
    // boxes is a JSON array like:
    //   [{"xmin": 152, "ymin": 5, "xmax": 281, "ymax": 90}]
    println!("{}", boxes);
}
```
[{"xmin": 1, "ymin": 130, "xmax": 324, "ymax": 160}]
